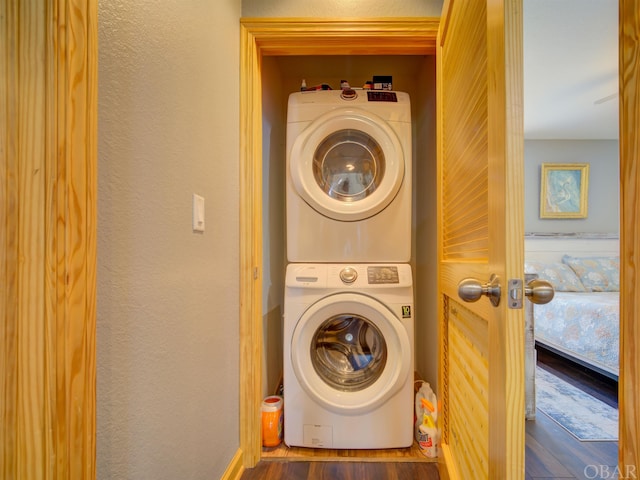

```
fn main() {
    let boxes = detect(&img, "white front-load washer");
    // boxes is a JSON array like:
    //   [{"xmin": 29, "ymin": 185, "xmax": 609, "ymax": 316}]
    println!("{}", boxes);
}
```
[
  {"xmin": 283, "ymin": 263, "xmax": 414, "ymax": 449},
  {"xmin": 286, "ymin": 90, "xmax": 412, "ymax": 263}
]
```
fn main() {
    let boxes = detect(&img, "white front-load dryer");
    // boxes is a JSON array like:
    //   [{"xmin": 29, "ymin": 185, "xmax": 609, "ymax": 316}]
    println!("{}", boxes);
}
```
[
  {"xmin": 283, "ymin": 263, "xmax": 414, "ymax": 449},
  {"xmin": 286, "ymin": 90, "xmax": 412, "ymax": 263}
]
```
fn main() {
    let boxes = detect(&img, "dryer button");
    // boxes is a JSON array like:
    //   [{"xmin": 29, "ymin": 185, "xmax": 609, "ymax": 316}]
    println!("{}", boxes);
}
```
[{"xmin": 340, "ymin": 267, "xmax": 358, "ymax": 284}]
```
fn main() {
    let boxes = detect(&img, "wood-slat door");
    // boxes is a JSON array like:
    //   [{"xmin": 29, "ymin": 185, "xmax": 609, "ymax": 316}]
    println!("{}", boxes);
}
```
[{"xmin": 437, "ymin": 0, "xmax": 525, "ymax": 478}]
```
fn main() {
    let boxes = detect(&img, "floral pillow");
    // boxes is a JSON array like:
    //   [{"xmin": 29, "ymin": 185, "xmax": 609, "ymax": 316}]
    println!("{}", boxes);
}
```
[
  {"xmin": 562, "ymin": 255, "xmax": 620, "ymax": 292},
  {"xmin": 524, "ymin": 260, "xmax": 587, "ymax": 292}
]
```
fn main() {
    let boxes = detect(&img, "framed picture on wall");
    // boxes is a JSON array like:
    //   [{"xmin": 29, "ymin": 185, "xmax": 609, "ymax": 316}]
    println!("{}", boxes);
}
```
[{"xmin": 540, "ymin": 163, "xmax": 589, "ymax": 219}]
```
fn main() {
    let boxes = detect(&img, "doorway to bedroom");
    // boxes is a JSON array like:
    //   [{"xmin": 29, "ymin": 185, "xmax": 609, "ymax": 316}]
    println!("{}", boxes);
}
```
[{"xmin": 522, "ymin": 1, "xmax": 620, "ymax": 476}]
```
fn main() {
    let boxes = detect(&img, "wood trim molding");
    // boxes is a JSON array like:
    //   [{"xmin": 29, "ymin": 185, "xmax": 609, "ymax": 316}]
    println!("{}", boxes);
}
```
[
  {"xmin": 240, "ymin": 17, "xmax": 440, "ymax": 56},
  {"xmin": 238, "ymin": 17, "xmax": 439, "ymax": 469},
  {"xmin": 619, "ymin": 0, "xmax": 640, "ymax": 472},
  {"xmin": 239, "ymin": 21, "xmax": 265, "ymax": 468},
  {"xmin": 1, "ymin": 1, "xmax": 97, "ymax": 478},
  {"xmin": 524, "ymin": 233, "xmax": 619, "ymax": 239},
  {"xmin": 220, "ymin": 449, "xmax": 245, "ymax": 480}
]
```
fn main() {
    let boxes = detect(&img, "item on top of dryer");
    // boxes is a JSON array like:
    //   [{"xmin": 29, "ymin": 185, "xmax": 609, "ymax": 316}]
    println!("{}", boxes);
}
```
[
  {"xmin": 373, "ymin": 75, "xmax": 392, "ymax": 90},
  {"xmin": 261, "ymin": 395, "xmax": 284, "ymax": 447},
  {"xmin": 300, "ymin": 79, "xmax": 307, "ymax": 91},
  {"xmin": 301, "ymin": 83, "xmax": 333, "ymax": 91},
  {"xmin": 340, "ymin": 79, "xmax": 350, "ymax": 89}
]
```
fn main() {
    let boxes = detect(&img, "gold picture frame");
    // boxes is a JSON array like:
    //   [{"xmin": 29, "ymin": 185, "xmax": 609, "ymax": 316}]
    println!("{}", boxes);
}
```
[{"xmin": 540, "ymin": 163, "xmax": 589, "ymax": 219}]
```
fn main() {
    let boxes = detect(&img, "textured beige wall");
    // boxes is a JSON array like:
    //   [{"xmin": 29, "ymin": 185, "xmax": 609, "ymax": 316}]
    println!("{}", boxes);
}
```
[{"xmin": 96, "ymin": 1, "xmax": 241, "ymax": 478}]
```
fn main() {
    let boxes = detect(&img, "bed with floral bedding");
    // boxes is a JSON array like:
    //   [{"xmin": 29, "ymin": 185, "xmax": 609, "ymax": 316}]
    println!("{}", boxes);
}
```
[{"xmin": 525, "ymin": 252, "xmax": 620, "ymax": 379}]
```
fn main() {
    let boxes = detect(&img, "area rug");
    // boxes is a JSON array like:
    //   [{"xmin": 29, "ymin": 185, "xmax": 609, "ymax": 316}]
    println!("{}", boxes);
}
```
[{"xmin": 535, "ymin": 367, "xmax": 618, "ymax": 441}]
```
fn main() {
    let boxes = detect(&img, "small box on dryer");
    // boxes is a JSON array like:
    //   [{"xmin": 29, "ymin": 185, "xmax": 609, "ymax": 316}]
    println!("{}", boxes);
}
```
[{"xmin": 373, "ymin": 75, "xmax": 392, "ymax": 90}]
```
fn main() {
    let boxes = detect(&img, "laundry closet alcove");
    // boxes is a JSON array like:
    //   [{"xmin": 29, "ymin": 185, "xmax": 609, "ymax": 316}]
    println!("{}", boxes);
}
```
[{"xmin": 239, "ymin": 18, "xmax": 440, "ymax": 466}]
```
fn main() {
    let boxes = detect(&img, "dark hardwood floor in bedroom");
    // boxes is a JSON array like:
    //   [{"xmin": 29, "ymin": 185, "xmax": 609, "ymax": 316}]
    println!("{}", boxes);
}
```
[
  {"xmin": 526, "ymin": 346, "xmax": 618, "ymax": 480},
  {"xmin": 240, "ymin": 347, "xmax": 618, "ymax": 480}
]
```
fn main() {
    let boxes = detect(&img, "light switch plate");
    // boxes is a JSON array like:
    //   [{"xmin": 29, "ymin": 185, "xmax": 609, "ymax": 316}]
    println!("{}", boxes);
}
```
[{"xmin": 192, "ymin": 193, "xmax": 205, "ymax": 232}]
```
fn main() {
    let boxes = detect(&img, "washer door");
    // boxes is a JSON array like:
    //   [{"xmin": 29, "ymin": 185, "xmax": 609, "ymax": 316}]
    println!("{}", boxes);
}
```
[
  {"xmin": 290, "ymin": 109, "xmax": 404, "ymax": 222},
  {"xmin": 291, "ymin": 292, "xmax": 411, "ymax": 415}
]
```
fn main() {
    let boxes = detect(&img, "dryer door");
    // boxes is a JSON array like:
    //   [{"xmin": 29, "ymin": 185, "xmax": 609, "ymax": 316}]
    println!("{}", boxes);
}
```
[
  {"xmin": 290, "ymin": 292, "xmax": 411, "ymax": 415},
  {"xmin": 289, "ymin": 109, "xmax": 405, "ymax": 222}
]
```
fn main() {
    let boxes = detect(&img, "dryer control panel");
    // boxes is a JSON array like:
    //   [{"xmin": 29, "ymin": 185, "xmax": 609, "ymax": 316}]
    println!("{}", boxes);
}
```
[{"xmin": 366, "ymin": 91, "xmax": 397, "ymax": 102}]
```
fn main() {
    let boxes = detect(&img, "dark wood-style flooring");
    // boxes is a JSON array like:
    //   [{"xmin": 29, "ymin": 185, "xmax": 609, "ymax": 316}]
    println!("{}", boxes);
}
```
[
  {"xmin": 526, "ymin": 346, "xmax": 618, "ymax": 480},
  {"xmin": 239, "ymin": 460, "xmax": 439, "ymax": 479},
  {"xmin": 241, "ymin": 347, "xmax": 618, "ymax": 480}
]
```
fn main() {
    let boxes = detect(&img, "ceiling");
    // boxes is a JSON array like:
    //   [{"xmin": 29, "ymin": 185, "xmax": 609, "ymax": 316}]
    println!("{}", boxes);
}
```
[{"xmin": 524, "ymin": 0, "xmax": 618, "ymax": 140}]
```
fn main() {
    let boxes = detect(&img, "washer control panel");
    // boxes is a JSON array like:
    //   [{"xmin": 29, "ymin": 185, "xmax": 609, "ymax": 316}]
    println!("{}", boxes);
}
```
[
  {"xmin": 367, "ymin": 266, "xmax": 400, "ymax": 284},
  {"xmin": 287, "ymin": 264, "xmax": 411, "ymax": 289}
]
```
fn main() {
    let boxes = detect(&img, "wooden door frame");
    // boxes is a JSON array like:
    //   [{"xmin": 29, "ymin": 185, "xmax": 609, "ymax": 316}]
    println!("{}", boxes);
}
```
[
  {"xmin": 618, "ymin": 1, "xmax": 639, "ymax": 472},
  {"xmin": 238, "ymin": 17, "xmax": 440, "ymax": 467},
  {"xmin": 2, "ymin": 1, "xmax": 98, "ymax": 478}
]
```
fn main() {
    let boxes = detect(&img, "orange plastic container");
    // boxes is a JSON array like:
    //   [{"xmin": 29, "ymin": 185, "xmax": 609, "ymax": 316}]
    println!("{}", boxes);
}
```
[{"xmin": 261, "ymin": 396, "xmax": 283, "ymax": 447}]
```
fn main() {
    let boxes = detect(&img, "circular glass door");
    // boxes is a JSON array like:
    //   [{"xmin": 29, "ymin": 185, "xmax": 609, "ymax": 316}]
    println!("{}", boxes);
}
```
[
  {"xmin": 291, "ymin": 292, "xmax": 411, "ymax": 414},
  {"xmin": 290, "ymin": 109, "xmax": 404, "ymax": 222},
  {"xmin": 311, "ymin": 314, "xmax": 387, "ymax": 392},
  {"xmin": 313, "ymin": 130, "xmax": 385, "ymax": 203}
]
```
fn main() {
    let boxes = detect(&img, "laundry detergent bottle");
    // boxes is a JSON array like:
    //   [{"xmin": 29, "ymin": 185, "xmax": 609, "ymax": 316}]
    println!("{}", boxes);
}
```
[
  {"xmin": 261, "ymin": 395, "xmax": 284, "ymax": 447},
  {"xmin": 417, "ymin": 411, "xmax": 438, "ymax": 458},
  {"xmin": 414, "ymin": 382, "xmax": 439, "ymax": 457}
]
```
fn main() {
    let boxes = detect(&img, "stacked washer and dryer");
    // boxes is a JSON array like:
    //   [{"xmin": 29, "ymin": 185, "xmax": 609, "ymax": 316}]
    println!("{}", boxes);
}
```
[{"xmin": 283, "ymin": 88, "xmax": 415, "ymax": 449}]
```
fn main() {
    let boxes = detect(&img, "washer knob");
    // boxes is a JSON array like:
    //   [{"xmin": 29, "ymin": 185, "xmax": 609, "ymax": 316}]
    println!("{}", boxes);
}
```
[{"xmin": 340, "ymin": 267, "xmax": 358, "ymax": 284}]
